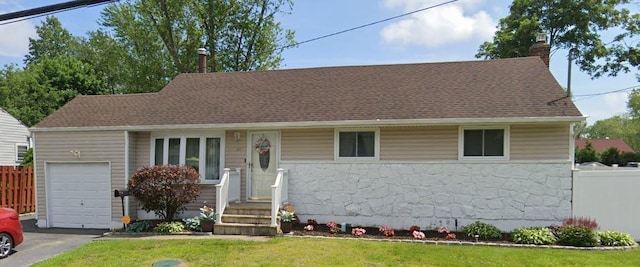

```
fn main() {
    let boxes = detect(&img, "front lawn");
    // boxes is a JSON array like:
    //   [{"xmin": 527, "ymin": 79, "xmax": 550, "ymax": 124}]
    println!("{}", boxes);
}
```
[{"xmin": 34, "ymin": 237, "xmax": 639, "ymax": 267}]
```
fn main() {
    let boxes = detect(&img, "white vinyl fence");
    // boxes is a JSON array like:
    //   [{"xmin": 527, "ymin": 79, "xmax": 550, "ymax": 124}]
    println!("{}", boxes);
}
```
[{"xmin": 573, "ymin": 168, "xmax": 640, "ymax": 240}]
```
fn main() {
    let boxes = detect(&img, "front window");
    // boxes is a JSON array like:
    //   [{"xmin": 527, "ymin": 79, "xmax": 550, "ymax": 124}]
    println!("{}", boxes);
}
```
[
  {"xmin": 336, "ymin": 129, "xmax": 378, "ymax": 159},
  {"xmin": 153, "ymin": 136, "xmax": 223, "ymax": 182},
  {"xmin": 460, "ymin": 127, "xmax": 508, "ymax": 159}
]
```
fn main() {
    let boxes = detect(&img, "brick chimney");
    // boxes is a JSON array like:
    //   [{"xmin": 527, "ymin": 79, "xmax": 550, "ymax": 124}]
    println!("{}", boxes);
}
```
[
  {"xmin": 198, "ymin": 48, "xmax": 207, "ymax": 73},
  {"xmin": 529, "ymin": 32, "xmax": 551, "ymax": 67}
]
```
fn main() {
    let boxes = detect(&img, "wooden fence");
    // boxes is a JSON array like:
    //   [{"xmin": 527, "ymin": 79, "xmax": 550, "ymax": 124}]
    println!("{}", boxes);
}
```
[{"xmin": 0, "ymin": 166, "xmax": 35, "ymax": 213}]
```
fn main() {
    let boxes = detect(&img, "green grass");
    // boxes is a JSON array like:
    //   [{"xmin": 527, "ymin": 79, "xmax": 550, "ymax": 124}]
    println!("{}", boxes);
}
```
[{"xmin": 33, "ymin": 237, "xmax": 640, "ymax": 267}]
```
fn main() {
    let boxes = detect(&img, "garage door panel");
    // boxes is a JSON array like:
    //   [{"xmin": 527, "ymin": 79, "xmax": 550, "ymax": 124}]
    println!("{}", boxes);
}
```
[{"xmin": 47, "ymin": 163, "xmax": 111, "ymax": 229}]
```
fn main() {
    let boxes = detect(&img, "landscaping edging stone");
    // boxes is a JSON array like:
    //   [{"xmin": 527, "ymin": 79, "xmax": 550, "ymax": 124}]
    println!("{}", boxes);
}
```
[
  {"xmin": 103, "ymin": 231, "xmax": 213, "ymax": 237},
  {"xmin": 283, "ymin": 233, "xmax": 639, "ymax": 251}
]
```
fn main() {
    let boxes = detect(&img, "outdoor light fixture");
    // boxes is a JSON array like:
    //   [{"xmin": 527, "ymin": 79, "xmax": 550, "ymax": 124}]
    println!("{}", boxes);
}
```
[{"xmin": 70, "ymin": 150, "xmax": 81, "ymax": 158}]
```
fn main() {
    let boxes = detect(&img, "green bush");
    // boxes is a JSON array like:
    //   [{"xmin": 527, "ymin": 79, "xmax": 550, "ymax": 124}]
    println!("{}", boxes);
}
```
[
  {"xmin": 599, "ymin": 231, "xmax": 637, "ymax": 247},
  {"xmin": 558, "ymin": 225, "xmax": 599, "ymax": 247},
  {"xmin": 512, "ymin": 227, "xmax": 557, "ymax": 245},
  {"xmin": 153, "ymin": 222, "xmax": 185, "ymax": 234},
  {"xmin": 126, "ymin": 220, "xmax": 153, "ymax": 233},
  {"xmin": 462, "ymin": 221, "xmax": 502, "ymax": 239},
  {"xmin": 183, "ymin": 217, "xmax": 202, "ymax": 232},
  {"xmin": 128, "ymin": 165, "xmax": 202, "ymax": 222}
]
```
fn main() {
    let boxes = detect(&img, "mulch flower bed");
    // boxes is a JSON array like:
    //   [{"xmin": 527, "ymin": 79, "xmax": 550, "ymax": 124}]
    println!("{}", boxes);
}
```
[{"xmin": 289, "ymin": 223, "xmax": 512, "ymax": 243}]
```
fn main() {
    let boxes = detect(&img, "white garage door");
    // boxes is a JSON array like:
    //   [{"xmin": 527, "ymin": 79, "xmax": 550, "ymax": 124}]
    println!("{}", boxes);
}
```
[{"xmin": 47, "ymin": 162, "xmax": 111, "ymax": 229}]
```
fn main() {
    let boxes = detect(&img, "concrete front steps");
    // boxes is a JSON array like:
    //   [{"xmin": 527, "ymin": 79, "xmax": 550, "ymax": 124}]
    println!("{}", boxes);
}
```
[{"xmin": 214, "ymin": 203, "xmax": 279, "ymax": 236}]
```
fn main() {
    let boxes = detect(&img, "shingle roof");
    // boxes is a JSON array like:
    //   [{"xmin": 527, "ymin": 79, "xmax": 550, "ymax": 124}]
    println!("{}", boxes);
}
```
[
  {"xmin": 576, "ymin": 139, "xmax": 635, "ymax": 153},
  {"xmin": 33, "ymin": 56, "xmax": 582, "ymax": 129}
]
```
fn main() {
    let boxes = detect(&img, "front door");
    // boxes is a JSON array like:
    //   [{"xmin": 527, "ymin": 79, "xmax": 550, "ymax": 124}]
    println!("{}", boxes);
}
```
[{"xmin": 248, "ymin": 131, "xmax": 278, "ymax": 200}]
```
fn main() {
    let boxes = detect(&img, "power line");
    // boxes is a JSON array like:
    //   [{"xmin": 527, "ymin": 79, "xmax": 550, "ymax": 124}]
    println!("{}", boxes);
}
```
[
  {"xmin": 573, "ymin": 84, "xmax": 640, "ymax": 102},
  {"xmin": 279, "ymin": 0, "xmax": 458, "ymax": 50},
  {"xmin": 0, "ymin": 0, "xmax": 116, "ymax": 26}
]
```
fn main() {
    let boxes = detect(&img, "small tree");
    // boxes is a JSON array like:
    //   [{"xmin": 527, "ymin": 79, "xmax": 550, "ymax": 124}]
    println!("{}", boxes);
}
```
[
  {"xmin": 600, "ymin": 147, "xmax": 621, "ymax": 166},
  {"xmin": 128, "ymin": 165, "xmax": 201, "ymax": 221},
  {"xmin": 575, "ymin": 141, "xmax": 598, "ymax": 163}
]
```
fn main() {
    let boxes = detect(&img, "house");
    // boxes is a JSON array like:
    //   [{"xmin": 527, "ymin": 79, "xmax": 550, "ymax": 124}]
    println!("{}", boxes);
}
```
[
  {"xmin": 575, "ymin": 138, "xmax": 635, "ymax": 153},
  {"xmin": 0, "ymin": 108, "xmax": 29, "ymax": 166},
  {"xmin": 31, "ymin": 41, "xmax": 584, "ymax": 231}
]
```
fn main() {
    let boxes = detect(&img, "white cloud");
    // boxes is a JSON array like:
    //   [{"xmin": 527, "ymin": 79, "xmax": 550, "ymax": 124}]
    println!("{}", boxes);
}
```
[
  {"xmin": 0, "ymin": 20, "xmax": 36, "ymax": 57},
  {"xmin": 0, "ymin": 1, "xmax": 36, "ymax": 58},
  {"xmin": 380, "ymin": 0, "xmax": 497, "ymax": 48},
  {"xmin": 577, "ymin": 92, "xmax": 629, "ymax": 124}
]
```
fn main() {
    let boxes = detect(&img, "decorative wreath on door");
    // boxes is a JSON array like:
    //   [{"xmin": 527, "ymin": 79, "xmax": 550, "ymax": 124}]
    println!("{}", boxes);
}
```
[
  {"xmin": 255, "ymin": 137, "xmax": 271, "ymax": 171},
  {"xmin": 254, "ymin": 138, "xmax": 271, "ymax": 156}
]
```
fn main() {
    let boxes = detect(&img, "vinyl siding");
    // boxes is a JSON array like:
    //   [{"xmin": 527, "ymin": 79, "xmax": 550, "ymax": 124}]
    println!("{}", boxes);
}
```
[
  {"xmin": 0, "ymin": 109, "xmax": 29, "ymax": 166},
  {"xmin": 510, "ymin": 124, "xmax": 570, "ymax": 160},
  {"xmin": 126, "ymin": 131, "xmax": 151, "ymax": 220},
  {"xmin": 281, "ymin": 129, "xmax": 333, "ymax": 160},
  {"xmin": 225, "ymin": 130, "xmax": 247, "ymax": 202},
  {"xmin": 34, "ymin": 131, "xmax": 125, "ymax": 221},
  {"xmin": 380, "ymin": 126, "xmax": 458, "ymax": 160}
]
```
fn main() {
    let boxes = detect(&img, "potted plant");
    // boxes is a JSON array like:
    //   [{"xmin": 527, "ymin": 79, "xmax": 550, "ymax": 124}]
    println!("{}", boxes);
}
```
[
  {"xmin": 199, "ymin": 204, "xmax": 216, "ymax": 232},
  {"xmin": 279, "ymin": 205, "xmax": 295, "ymax": 233}
]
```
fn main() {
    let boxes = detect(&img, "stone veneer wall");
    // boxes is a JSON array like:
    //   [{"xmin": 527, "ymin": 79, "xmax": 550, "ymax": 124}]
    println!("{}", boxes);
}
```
[{"xmin": 281, "ymin": 162, "xmax": 572, "ymax": 231}]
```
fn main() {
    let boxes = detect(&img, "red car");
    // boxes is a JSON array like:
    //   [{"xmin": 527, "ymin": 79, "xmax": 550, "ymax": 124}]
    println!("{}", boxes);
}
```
[{"xmin": 0, "ymin": 208, "xmax": 23, "ymax": 259}]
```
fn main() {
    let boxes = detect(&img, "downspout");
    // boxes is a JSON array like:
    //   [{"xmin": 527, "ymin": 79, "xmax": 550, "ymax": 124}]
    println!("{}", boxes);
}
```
[{"xmin": 124, "ymin": 131, "xmax": 130, "ymax": 225}]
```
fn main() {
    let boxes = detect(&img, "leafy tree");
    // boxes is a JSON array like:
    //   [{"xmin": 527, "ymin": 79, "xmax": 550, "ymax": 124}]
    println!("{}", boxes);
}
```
[
  {"xmin": 0, "ymin": 56, "xmax": 107, "ymax": 126},
  {"xmin": 476, "ymin": 0, "xmax": 636, "ymax": 79},
  {"xmin": 24, "ymin": 16, "xmax": 81, "ymax": 64},
  {"xmin": 628, "ymin": 88, "xmax": 640, "ymax": 119},
  {"xmin": 128, "ymin": 165, "xmax": 202, "ymax": 222},
  {"xmin": 600, "ymin": 147, "xmax": 621, "ymax": 166},
  {"xmin": 95, "ymin": 0, "xmax": 295, "ymax": 93},
  {"xmin": 582, "ymin": 115, "xmax": 640, "ymax": 152},
  {"xmin": 575, "ymin": 141, "xmax": 599, "ymax": 163}
]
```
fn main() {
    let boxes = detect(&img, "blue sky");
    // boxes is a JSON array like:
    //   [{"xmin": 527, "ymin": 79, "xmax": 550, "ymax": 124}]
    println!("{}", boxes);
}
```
[{"xmin": 0, "ymin": 0, "xmax": 638, "ymax": 125}]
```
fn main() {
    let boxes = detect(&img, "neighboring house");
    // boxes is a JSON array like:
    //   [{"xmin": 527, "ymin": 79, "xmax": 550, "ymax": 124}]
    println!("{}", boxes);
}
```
[
  {"xmin": 0, "ymin": 108, "xmax": 29, "ymax": 166},
  {"xmin": 575, "ymin": 138, "xmax": 635, "ymax": 153},
  {"xmin": 31, "ymin": 42, "xmax": 584, "ymax": 231}
]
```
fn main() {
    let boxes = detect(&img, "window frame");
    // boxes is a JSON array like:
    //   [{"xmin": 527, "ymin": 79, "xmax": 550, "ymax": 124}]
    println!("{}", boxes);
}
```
[
  {"xmin": 15, "ymin": 143, "xmax": 28, "ymax": 163},
  {"xmin": 334, "ymin": 128, "xmax": 380, "ymax": 160},
  {"xmin": 458, "ymin": 126, "xmax": 509, "ymax": 160},
  {"xmin": 150, "ymin": 134, "xmax": 225, "ymax": 184}
]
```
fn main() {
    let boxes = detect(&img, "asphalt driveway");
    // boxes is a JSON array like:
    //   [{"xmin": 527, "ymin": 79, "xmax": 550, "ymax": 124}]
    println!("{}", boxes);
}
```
[{"xmin": 2, "ymin": 214, "xmax": 106, "ymax": 267}]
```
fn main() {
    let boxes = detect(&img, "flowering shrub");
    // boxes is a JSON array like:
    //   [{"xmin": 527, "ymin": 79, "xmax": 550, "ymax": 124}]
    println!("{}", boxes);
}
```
[
  {"xmin": 412, "ymin": 231, "xmax": 425, "ymax": 239},
  {"xmin": 352, "ymin": 228, "xmax": 366, "ymax": 236},
  {"xmin": 303, "ymin": 225, "xmax": 314, "ymax": 231},
  {"xmin": 379, "ymin": 225, "xmax": 395, "ymax": 237},
  {"xmin": 409, "ymin": 225, "xmax": 421, "ymax": 232},
  {"xmin": 563, "ymin": 217, "xmax": 598, "ymax": 230},
  {"xmin": 327, "ymin": 221, "xmax": 340, "ymax": 233},
  {"xmin": 438, "ymin": 226, "xmax": 450, "ymax": 234},
  {"xmin": 446, "ymin": 233, "xmax": 456, "ymax": 240}
]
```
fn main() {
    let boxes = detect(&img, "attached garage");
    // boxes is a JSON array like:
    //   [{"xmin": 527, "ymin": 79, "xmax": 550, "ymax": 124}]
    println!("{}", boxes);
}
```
[{"xmin": 46, "ymin": 162, "xmax": 111, "ymax": 229}]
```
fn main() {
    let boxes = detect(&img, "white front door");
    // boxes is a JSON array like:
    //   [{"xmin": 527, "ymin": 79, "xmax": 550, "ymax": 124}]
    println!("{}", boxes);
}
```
[{"xmin": 248, "ymin": 132, "xmax": 278, "ymax": 200}]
